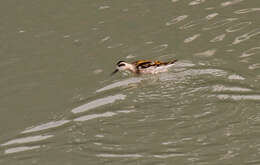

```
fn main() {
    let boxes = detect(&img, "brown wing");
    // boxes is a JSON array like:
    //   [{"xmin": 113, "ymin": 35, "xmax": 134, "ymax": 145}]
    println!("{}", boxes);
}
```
[
  {"xmin": 133, "ymin": 59, "xmax": 178, "ymax": 69},
  {"xmin": 153, "ymin": 60, "xmax": 167, "ymax": 66},
  {"xmin": 153, "ymin": 60, "xmax": 178, "ymax": 66},
  {"xmin": 132, "ymin": 60, "xmax": 153, "ymax": 69}
]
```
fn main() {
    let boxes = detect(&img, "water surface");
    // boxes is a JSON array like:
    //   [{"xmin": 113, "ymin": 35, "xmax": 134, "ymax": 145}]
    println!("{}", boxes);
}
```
[{"xmin": 1, "ymin": 0, "xmax": 260, "ymax": 164}]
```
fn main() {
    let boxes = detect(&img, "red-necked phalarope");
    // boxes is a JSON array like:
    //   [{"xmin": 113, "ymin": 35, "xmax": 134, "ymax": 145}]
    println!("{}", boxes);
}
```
[{"xmin": 111, "ymin": 59, "xmax": 178, "ymax": 75}]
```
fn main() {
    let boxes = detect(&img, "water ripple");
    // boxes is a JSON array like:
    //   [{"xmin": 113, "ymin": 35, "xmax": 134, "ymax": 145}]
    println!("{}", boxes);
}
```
[
  {"xmin": 153, "ymin": 153, "xmax": 186, "ymax": 158},
  {"xmin": 188, "ymin": 69, "xmax": 227, "ymax": 77},
  {"xmin": 212, "ymin": 85, "xmax": 252, "ymax": 92},
  {"xmin": 226, "ymin": 22, "xmax": 252, "ymax": 33},
  {"xmin": 248, "ymin": 63, "xmax": 260, "ymax": 70},
  {"xmin": 96, "ymin": 153, "xmax": 143, "ymax": 158},
  {"xmin": 1, "ymin": 135, "xmax": 53, "ymax": 147},
  {"xmin": 216, "ymin": 94, "xmax": 260, "ymax": 101},
  {"xmin": 162, "ymin": 68, "xmax": 228, "ymax": 83},
  {"xmin": 98, "ymin": 6, "xmax": 110, "ymax": 10},
  {"xmin": 184, "ymin": 34, "xmax": 201, "ymax": 43},
  {"xmin": 4, "ymin": 145, "xmax": 41, "ymax": 154},
  {"xmin": 21, "ymin": 120, "xmax": 71, "ymax": 134},
  {"xmin": 71, "ymin": 94, "xmax": 126, "ymax": 114},
  {"xmin": 232, "ymin": 28, "xmax": 260, "ymax": 45},
  {"xmin": 96, "ymin": 77, "xmax": 143, "ymax": 93},
  {"xmin": 189, "ymin": 0, "xmax": 206, "ymax": 6},
  {"xmin": 228, "ymin": 74, "xmax": 245, "ymax": 80},
  {"xmin": 74, "ymin": 112, "xmax": 116, "ymax": 122},
  {"xmin": 210, "ymin": 34, "xmax": 226, "ymax": 42},
  {"xmin": 152, "ymin": 44, "xmax": 168, "ymax": 52},
  {"xmin": 107, "ymin": 43, "xmax": 123, "ymax": 49},
  {"xmin": 240, "ymin": 47, "xmax": 260, "ymax": 58},
  {"xmin": 220, "ymin": 0, "xmax": 244, "ymax": 7},
  {"xmin": 234, "ymin": 8, "xmax": 260, "ymax": 14},
  {"xmin": 165, "ymin": 15, "xmax": 189, "ymax": 26},
  {"xmin": 180, "ymin": 13, "xmax": 219, "ymax": 30},
  {"xmin": 179, "ymin": 19, "xmax": 204, "ymax": 30},
  {"xmin": 99, "ymin": 36, "xmax": 111, "ymax": 43},
  {"xmin": 194, "ymin": 49, "xmax": 217, "ymax": 57},
  {"xmin": 205, "ymin": 13, "xmax": 219, "ymax": 20},
  {"xmin": 203, "ymin": 18, "xmax": 238, "ymax": 30}
]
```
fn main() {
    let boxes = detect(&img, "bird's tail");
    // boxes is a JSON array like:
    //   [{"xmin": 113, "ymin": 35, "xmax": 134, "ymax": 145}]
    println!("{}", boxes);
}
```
[{"xmin": 169, "ymin": 59, "xmax": 178, "ymax": 64}]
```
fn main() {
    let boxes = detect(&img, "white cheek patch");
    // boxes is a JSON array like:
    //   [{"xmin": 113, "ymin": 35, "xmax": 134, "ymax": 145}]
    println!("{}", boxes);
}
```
[
  {"xmin": 117, "ymin": 66, "xmax": 125, "ymax": 71},
  {"xmin": 118, "ymin": 64, "xmax": 132, "ymax": 71}
]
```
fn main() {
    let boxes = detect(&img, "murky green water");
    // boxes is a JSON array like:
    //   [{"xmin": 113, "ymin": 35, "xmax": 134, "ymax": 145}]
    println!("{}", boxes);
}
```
[{"xmin": 1, "ymin": 0, "xmax": 260, "ymax": 164}]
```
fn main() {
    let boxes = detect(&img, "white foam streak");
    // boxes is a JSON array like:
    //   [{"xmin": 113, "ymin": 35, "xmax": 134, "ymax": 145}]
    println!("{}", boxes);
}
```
[
  {"xmin": 184, "ymin": 69, "xmax": 227, "ymax": 77},
  {"xmin": 96, "ymin": 78, "xmax": 143, "ymax": 93},
  {"xmin": 96, "ymin": 153, "xmax": 143, "ymax": 158},
  {"xmin": 248, "ymin": 63, "xmax": 260, "ymax": 70},
  {"xmin": 1, "ymin": 135, "xmax": 53, "ymax": 146},
  {"xmin": 210, "ymin": 34, "xmax": 226, "ymax": 42},
  {"xmin": 153, "ymin": 153, "xmax": 185, "ymax": 158},
  {"xmin": 74, "ymin": 112, "xmax": 116, "ymax": 122},
  {"xmin": 228, "ymin": 74, "xmax": 245, "ymax": 80},
  {"xmin": 212, "ymin": 85, "xmax": 252, "ymax": 92},
  {"xmin": 180, "ymin": 19, "xmax": 204, "ymax": 30},
  {"xmin": 226, "ymin": 22, "xmax": 251, "ymax": 32},
  {"xmin": 194, "ymin": 49, "xmax": 216, "ymax": 57},
  {"xmin": 234, "ymin": 8, "xmax": 260, "ymax": 14},
  {"xmin": 4, "ymin": 146, "xmax": 41, "ymax": 154},
  {"xmin": 232, "ymin": 28, "xmax": 260, "ymax": 45},
  {"xmin": 166, "ymin": 15, "xmax": 188, "ymax": 26},
  {"xmin": 184, "ymin": 34, "xmax": 201, "ymax": 43},
  {"xmin": 206, "ymin": 13, "xmax": 219, "ymax": 20},
  {"xmin": 240, "ymin": 47, "xmax": 260, "ymax": 58},
  {"xmin": 189, "ymin": 0, "xmax": 206, "ymax": 6},
  {"xmin": 203, "ymin": 18, "xmax": 238, "ymax": 30},
  {"xmin": 22, "ymin": 120, "xmax": 71, "ymax": 134},
  {"xmin": 162, "ymin": 68, "xmax": 227, "ymax": 82},
  {"xmin": 216, "ymin": 94, "xmax": 260, "ymax": 101},
  {"xmin": 221, "ymin": 0, "xmax": 244, "ymax": 7},
  {"xmin": 71, "ymin": 94, "xmax": 126, "ymax": 114}
]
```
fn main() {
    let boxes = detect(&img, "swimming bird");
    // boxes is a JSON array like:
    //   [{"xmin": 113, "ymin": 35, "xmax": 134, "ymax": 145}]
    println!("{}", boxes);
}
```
[{"xmin": 111, "ymin": 59, "xmax": 178, "ymax": 75}]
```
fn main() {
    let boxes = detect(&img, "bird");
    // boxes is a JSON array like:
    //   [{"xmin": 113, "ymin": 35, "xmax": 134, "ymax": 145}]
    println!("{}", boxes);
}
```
[{"xmin": 111, "ymin": 59, "xmax": 178, "ymax": 75}]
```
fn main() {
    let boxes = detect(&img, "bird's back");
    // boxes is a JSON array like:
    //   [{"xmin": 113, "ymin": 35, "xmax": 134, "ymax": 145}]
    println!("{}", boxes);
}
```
[{"xmin": 132, "ymin": 59, "xmax": 177, "ymax": 69}]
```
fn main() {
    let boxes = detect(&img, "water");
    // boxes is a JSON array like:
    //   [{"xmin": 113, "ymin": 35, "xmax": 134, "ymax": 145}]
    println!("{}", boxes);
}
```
[{"xmin": 1, "ymin": 0, "xmax": 260, "ymax": 164}]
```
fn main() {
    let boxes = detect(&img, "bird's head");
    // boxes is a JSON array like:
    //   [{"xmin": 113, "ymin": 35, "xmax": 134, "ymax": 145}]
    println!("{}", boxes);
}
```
[{"xmin": 111, "ymin": 61, "xmax": 135, "ymax": 75}]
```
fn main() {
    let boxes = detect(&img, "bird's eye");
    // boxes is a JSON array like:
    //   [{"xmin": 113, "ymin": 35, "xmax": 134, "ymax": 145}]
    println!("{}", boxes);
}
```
[{"xmin": 118, "ymin": 63, "xmax": 125, "ymax": 67}]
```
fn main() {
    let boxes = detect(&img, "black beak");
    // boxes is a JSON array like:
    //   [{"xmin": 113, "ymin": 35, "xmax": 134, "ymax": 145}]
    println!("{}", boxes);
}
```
[{"xmin": 110, "ymin": 69, "xmax": 118, "ymax": 76}]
